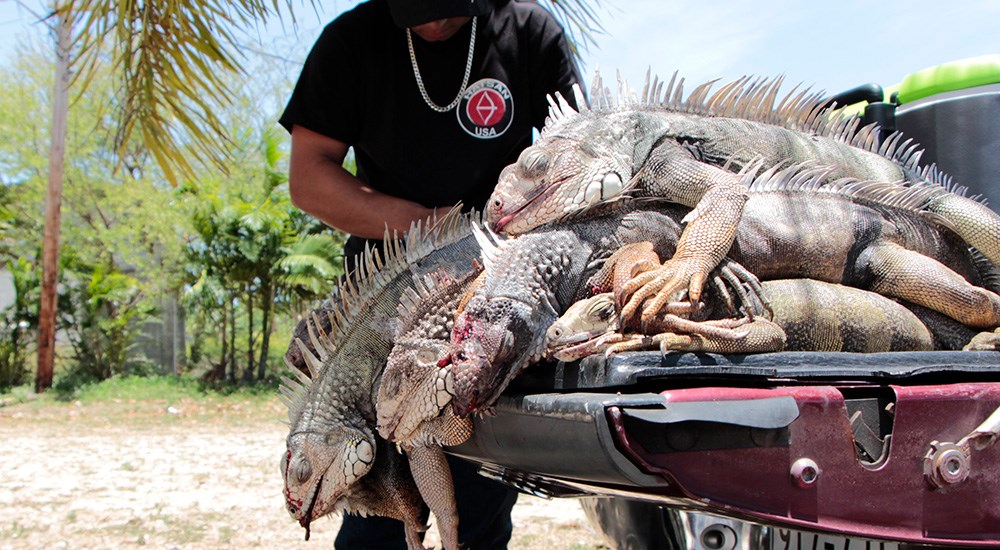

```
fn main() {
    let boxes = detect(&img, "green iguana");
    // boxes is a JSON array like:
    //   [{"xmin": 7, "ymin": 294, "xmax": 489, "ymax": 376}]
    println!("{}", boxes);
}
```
[
  {"xmin": 375, "ymin": 268, "xmax": 481, "ymax": 550},
  {"xmin": 544, "ymin": 278, "xmax": 942, "ymax": 360},
  {"xmin": 485, "ymin": 72, "xmax": 1000, "ymax": 324},
  {"xmin": 279, "ymin": 207, "xmax": 480, "ymax": 548},
  {"xmin": 448, "ymin": 165, "xmax": 1000, "ymax": 415},
  {"xmin": 446, "ymin": 200, "xmax": 758, "ymax": 415}
]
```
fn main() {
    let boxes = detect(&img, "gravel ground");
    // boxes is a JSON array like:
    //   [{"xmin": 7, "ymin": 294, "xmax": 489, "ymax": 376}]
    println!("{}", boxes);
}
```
[{"xmin": 0, "ymin": 395, "xmax": 606, "ymax": 549}]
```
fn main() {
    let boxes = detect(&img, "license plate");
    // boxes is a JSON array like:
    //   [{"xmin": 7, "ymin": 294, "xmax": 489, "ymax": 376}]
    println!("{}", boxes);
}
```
[{"xmin": 770, "ymin": 528, "xmax": 900, "ymax": 550}]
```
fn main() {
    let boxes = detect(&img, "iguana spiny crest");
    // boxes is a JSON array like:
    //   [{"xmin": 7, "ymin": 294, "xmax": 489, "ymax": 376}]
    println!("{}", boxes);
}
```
[{"xmin": 486, "ymin": 69, "xmax": 1000, "ymax": 326}]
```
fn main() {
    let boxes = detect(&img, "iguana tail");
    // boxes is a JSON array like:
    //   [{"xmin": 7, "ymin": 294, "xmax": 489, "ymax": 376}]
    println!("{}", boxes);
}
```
[{"xmin": 926, "ymin": 193, "xmax": 1000, "ymax": 266}]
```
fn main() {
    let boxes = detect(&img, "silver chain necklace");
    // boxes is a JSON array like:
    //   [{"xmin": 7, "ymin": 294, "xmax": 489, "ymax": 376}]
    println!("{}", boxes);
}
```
[{"xmin": 406, "ymin": 17, "xmax": 477, "ymax": 113}]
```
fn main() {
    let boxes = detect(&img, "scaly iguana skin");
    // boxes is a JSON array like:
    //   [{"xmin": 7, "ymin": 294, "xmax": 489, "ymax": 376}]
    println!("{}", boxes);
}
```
[
  {"xmin": 544, "ymin": 278, "xmax": 939, "ymax": 360},
  {"xmin": 446, "ymin": 200, "xmax": 754, "ymax": 415},
  {"xmin": 376, "ymin": 269, "xmax": 481, "ymax": 550},
  {"xmin": 449, "ymin": 167, "xmax": 1000, "ymax": 415},
  {"xmin": 485, "ymin": 72, "xmax": 1000, "ymax": 324},
  {"xmin": 279, "ymin": 207, "xmax": 480, "ymax": 548}
]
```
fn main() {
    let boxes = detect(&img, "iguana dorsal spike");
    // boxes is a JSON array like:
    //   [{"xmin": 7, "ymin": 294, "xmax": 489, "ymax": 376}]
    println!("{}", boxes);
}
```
[
  {"xmin": 329, "ymin": 306, "xmax": 347, "ymax": 341},
  {"xmin": 556, "ymin": 92, "xmax": 577, "ymax": 119},
  {"xmin": 306, "ymin": 313, "xmax": 330, "ymax": 361},
  {"xmin": 589, "ymin": 67, "xmax": 602, "ymax": 107},
  {"xmin": 546, "ymin": 93, "xmax": 561, "ymax": 124},
  {"xmin": 615, "ymin": 69, "xmax": 626, "ymax": 107},
  {"xmin": 297, "ymin": 337, "xmax": 322, "ymax": 379},
  {"xmin": 572, "ymin": 83, "xmax": 588, "ymax": 112},
  {"xmin": 641, "ymin": 67, "xmax": 651, "ymax": 105},
  {"xmin": 661, "ymin": 71, "xmax": 678, "ymax": 107},
  {"xmin": 471, "ymin": 222, "xmax": 498, "ymax": 274}
]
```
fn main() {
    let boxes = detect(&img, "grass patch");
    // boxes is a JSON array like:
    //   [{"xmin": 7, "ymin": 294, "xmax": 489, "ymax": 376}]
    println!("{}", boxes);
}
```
[
  {"xmin": 0, "ymin": 385, "xmax": 36, "ymax": 407},
  {"xmin": 66, "ymin": 375, "xmax": 278, "ymax": 404},
  {"xmin": 73, "ymin": 375, "xmax": 204, "ymax": 403},
  {"xmin": 2, "ymin": 375, "xmax": 287, "ymax": 428}
]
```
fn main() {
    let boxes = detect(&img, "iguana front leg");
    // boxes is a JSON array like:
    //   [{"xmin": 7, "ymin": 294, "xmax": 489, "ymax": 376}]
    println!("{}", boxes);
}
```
[{"xmin": 618, "ymin": 147, "xmax": 750, "ymax": 324}]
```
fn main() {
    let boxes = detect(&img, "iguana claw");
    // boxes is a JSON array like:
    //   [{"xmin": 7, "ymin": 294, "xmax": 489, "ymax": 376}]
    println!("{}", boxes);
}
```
[{"xmin": 619, "ymin": 257, "xmax": 712, "ymax": 326}]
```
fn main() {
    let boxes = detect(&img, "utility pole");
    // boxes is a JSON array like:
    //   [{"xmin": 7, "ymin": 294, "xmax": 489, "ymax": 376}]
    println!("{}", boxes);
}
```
[{"xmin": 36, "ymin": 9, "xmax": 71, "ymax": 392}]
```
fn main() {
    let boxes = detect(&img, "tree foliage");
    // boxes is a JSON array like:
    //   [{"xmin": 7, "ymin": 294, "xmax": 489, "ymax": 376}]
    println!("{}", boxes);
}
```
[{"xmin": 1, "ymin": 39, "xmax": 344, "ymax": 388}]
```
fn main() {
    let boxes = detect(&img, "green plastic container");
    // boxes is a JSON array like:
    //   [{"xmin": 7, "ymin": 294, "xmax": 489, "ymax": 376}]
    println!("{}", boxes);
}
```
[
  {"xmin": 897, "ymin": 54, "xmax": 1000, "ymax": 105},
  {"xmin": 894, "ymin": 55, "xmax": 1000, "ymax": 211}
]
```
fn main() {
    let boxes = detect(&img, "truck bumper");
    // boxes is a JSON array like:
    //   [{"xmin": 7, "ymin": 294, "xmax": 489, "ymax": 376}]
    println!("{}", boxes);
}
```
[{"xmin": 449, "ymin": 350, "xmax": 1000, "ymax": 546}]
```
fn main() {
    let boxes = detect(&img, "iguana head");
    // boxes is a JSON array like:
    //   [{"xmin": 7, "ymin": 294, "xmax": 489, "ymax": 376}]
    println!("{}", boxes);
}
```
[
  {"xmin": 376, "ymin": 337, "xmax": 455, "ymax": 445},
  {"xmin": 280, "ymin": 342, "xmax": 378, "ymax": 538},
  {"xmin": 447, "ymin": 294, "xmax": 547, "ymax": 415},
  {"xmin": 545, "ymin": 292, "xmax": 619, "ymax": 361},
  {"xmin": 281, "ymin": 423, "xmax": 376, "ymax": 537},
  {"xmin": 487, "ymin": 133, "xmax": 632, "ymax": 235}
]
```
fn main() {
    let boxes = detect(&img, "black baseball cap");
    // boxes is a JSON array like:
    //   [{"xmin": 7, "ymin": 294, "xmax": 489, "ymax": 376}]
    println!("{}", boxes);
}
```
[{"xmin": 387, "ymin": 0, "xmax": 490, "ymax": 27}]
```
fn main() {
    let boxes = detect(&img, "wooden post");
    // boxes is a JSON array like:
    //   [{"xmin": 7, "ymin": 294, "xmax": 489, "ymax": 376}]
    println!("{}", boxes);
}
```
[{"xmin": 36, "ymin": 11, "xmax": 72, "ymax": 392}]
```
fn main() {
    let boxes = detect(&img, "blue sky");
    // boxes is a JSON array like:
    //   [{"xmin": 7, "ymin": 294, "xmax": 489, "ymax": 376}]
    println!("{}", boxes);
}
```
[{"xmin": 1, "ymin": 0, "xmax": 997, "ymax": 104}]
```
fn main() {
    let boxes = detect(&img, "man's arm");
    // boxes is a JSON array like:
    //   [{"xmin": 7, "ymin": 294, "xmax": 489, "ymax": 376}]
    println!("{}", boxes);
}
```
[{"xmin": 288, "ymin": 125, "xmax": 437, "ymax": 239}]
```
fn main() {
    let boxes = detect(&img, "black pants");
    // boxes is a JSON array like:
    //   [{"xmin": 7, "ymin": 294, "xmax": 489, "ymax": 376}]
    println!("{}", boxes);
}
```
[{"xmin": 334, "ymin": 454, "xmax": 518, "ymax": 549}]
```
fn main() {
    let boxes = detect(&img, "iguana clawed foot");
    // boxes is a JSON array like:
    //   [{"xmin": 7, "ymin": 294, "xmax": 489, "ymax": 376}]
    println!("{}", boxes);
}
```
[
  {"xmin": 546, "ymin": 292, "xmax": 763, "ymax": 361},
  {"xmin": 964, "ymin": 328, "xmax": 1000, "ymax": 351},
  {"xmin": 593, "ymin": 242, "xmax": 768, "ymax": 328},
  {"xmin": 618, "ymin": 255, "xmax": 712, "ymax": 326}
]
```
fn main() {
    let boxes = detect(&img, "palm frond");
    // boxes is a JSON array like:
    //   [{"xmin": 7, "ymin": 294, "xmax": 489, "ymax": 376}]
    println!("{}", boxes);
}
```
[
  {"xmin": 60, "ymin": 0, "xmax": 304, "ymax": 185},
  {"xmin": 538, "ymin": 0, "xmax": 607, "ymax": 54}
]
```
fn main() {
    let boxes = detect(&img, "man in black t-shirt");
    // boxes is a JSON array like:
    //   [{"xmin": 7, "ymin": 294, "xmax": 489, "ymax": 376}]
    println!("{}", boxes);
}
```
[
  {"xmin": 280, "ymin": 0, "xmax": 581, "ymax": 548},
  {"xmin": 280, "ymin": 0, "xmax": 581, "ymax": 265}
]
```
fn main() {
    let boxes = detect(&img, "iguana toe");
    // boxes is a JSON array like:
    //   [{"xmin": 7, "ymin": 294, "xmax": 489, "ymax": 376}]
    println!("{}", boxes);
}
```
[{"xmin": 963, "ymin": 328, "xmax": 1000, "ymax": 351}]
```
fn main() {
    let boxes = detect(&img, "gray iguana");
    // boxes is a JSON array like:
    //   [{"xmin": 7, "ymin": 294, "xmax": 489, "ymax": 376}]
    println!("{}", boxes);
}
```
[
  {"xmin": 375, "ymin": 268, "xmax": 482, "ymax": 550},
  {"xmin": 484, "ymin": 72, "xmax": 1000, "ymax": 324},
  {"xmin": 447, "ymin": 165, "xmax": 1000, "ymax": 415},
  {"xmin": 278, "ymin": 207, "xmax": 480, "ymax": 548}
]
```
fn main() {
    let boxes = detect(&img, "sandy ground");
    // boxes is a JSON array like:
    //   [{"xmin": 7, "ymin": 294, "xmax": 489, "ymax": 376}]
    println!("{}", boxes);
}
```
[{"xmin": 0, "ymin": 396, "xmax": 607, "ymax": 549}]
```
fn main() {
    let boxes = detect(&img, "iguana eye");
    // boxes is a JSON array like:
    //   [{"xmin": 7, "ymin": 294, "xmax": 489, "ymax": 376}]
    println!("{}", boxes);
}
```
[
  {"xmin": 517, "ymin": 149, "xmax": 550, "ymax": 179},
  {"xmin": 292, "ymin": 455, "xmax": 312, "ymax": 483},
  {"xmin": 416, "ymin": 347, "xmax": 438, "ymax": 364}
]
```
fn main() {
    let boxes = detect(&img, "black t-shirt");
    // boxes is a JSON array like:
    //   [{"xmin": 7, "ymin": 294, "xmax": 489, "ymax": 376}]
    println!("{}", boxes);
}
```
[{"xmin": 279, "ymin": 0, "xmax": 582, "ymax": 214}]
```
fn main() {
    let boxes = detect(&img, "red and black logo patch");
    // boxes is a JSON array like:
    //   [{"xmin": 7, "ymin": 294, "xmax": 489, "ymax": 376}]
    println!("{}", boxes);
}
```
[{"xmin": 457, "ymin": 78, "xmax": 514, "ymax": 139}]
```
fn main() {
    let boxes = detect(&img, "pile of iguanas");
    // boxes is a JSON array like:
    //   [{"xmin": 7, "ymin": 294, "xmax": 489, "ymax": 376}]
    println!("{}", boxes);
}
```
[{"xmin": 278, "ymin": 71, "xmax": 1000, "ymax": 549}]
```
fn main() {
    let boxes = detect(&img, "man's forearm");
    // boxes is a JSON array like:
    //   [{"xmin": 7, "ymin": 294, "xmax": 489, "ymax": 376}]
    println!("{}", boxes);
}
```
[
  {"xmin": 288, "ymin": 125, "xmax": 437, "ymax": 239},
  {"xmin": 290, "ymin": 162, "xmax": 436, "ymax": 239}
]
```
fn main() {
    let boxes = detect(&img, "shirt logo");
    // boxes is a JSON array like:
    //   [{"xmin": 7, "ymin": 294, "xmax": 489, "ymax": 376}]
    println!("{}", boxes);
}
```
[{"xmin": 457, "ymin": 78, "xmax": 514, "ymax": 139}]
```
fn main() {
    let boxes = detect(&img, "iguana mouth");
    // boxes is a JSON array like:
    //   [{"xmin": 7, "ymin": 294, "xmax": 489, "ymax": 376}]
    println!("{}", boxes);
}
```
[
  {"xmin": 299, "ymin": 474, "xmax": 323, "ymax": 541},
  {"xmin": 550, "ymin": 332, "xmax": 616, "ymax": 362},
  {"xmin": 380, "ymin": 412, "xmax": 404, "ymax": 441},
  {"xmin": 494, "ymin": 176, "xmax": 568, "ymax": 232}
]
